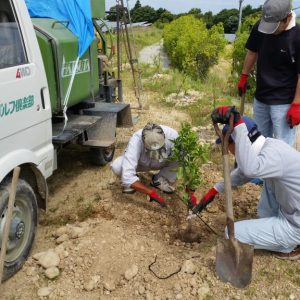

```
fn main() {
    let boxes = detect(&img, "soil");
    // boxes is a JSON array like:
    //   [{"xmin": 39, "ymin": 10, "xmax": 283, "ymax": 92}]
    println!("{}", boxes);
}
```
[{"xmin": 1, "ymin": 65, "xmax": 300, "ymax": 300}]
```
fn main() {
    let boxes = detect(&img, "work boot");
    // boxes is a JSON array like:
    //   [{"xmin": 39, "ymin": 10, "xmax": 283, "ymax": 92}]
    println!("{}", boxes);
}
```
[
  {"xmin": 151, "ymin": 176, "xmax": 175, "ymax": 194},
  {"xmin": 122, "ymin": 187, "xmax": 136, "ymax": 194},
  {"xmin": 272, "ymin": 246, "xmax": 300, "ymax": 260}
]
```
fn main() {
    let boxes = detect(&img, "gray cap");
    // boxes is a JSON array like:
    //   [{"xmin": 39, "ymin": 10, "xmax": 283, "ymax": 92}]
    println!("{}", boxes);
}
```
[
  {"xmin": 142, "ymin": 123, "xmax": 167, "ymax": 162},
  {"xmin": 258, "ymin": 0, "xmax": 291, "ymax": 34}
]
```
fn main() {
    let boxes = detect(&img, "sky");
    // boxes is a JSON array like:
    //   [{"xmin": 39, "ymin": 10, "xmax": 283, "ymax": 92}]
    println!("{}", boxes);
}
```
[{"xmin": 106, "ymin": 0, "xmax": 300, "ymax": 14}]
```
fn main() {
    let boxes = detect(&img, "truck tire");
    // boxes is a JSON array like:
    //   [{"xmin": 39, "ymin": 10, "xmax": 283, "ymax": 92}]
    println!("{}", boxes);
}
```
[
  {"xmin": 90, "ymin": 147, "xmax": 115, "ymax": 166},
  {"xmin": 0, "ymin": 179, "xmax": 37, "ymax": 281}
]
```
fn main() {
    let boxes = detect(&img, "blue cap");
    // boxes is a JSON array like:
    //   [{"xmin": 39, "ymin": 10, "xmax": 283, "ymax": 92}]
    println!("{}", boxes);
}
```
[{"xmin": 216, "ymin": 116, "xmax": 258, "ymax": 144}]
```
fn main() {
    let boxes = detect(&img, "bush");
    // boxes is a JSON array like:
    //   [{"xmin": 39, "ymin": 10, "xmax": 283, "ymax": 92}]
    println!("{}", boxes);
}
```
[
  {"xmin": 230, "ymin": 12, "xmax": 261, "ymax": 100},
  {"xmin": 163, "ymin": 15, "xmax": 226, "ymax": 79}
]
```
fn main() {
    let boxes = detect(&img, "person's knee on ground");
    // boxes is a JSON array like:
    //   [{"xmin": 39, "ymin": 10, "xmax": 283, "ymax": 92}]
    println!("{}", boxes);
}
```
[{"xmin": 111, "ymin": 156, "xmax": 123, "ymax": 177}]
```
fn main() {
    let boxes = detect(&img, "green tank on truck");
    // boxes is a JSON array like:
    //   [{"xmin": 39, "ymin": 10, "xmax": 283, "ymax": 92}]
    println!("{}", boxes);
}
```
[{"xmin": 32, "ymin": 18, "xmax": 99, "ymax": 114}]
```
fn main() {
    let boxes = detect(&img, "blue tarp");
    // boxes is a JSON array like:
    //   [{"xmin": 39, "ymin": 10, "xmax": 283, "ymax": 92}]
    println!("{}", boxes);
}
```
[{"xmin": 25, "ymin": 0, "xmax": 94, "ymax": 57}]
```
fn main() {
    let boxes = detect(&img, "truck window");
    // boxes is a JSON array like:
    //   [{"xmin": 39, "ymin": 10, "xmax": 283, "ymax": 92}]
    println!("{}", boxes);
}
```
[{"xmin": 0, "ymin": 0, "xmax": 27, "ymax": 69}]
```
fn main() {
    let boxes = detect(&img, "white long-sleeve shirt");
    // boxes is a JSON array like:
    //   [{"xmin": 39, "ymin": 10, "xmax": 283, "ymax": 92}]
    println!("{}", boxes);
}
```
[
  {"xmin": 121, "ymin": 125, "xmax": 178, "ymax": 187},
  {"xmin": 215, "ymin": 123, "xmax": 300, "ymax": 230}
]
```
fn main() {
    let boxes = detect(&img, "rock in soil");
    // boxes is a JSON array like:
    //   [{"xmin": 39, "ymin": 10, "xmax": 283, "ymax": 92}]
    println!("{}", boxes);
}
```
[
  {"xmin": 37, "ymin": 251, "xmax": 60, "ymax": 269},
  {"xmin": 124, "ymin": 264, "xmax": 139, "ymax": 280},
  {"xmin": 181, "ymin": 259, "xmax": 196, "ymax": 274},
  {"xmin": 37, "ymin": 287, "xmax": 53, "ymax": 297},
  {"xmin": 45, "ymin": 267, "xmax": 60, "ymax": 279}
]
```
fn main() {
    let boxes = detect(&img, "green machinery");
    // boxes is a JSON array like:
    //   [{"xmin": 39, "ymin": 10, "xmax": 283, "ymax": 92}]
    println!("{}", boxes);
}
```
[{"xmin": 31, "ymin": 0, "xmax": 132, "ymax": 165}]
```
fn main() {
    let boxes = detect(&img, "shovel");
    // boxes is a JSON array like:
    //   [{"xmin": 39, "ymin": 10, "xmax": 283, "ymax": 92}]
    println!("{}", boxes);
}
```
[
  {"xmin": 240, "ymin": 93, "xmax": 245, "ymax": 115},
  {"xmin": 213, "ymin": 115, "xmax": 254, "ymax": 288}
]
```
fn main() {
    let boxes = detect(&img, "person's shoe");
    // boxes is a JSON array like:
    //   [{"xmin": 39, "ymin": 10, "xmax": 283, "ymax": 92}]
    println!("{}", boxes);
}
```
[
  {"xmin": 151, "ymin": 176, "xmax": 175, "ymax": 194},
  {"xmin": 122, "ymin": 187, "xmax": 136, "ymax": 194},
  {"xmin": 272, "ymin": 246, "xmax": 300, "ymax": 260}
]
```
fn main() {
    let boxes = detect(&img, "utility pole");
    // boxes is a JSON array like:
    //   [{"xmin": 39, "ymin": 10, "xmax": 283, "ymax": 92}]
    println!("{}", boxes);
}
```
[{"xmin": 238, "ymin": 0, "xmax": 244, "ymax": 30}]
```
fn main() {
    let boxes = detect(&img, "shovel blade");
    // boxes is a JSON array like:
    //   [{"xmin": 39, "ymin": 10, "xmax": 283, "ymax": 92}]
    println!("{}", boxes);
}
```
[{"xmin": 216, "ymin": 238, "xmax": 254, "ymax": 288}]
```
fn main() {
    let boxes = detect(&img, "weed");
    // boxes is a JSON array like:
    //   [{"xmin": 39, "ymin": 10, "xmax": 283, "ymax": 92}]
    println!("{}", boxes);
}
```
[
  {"xmin": 76, "ymin": 196, "xmax": 84, "ymax": 203},
  {"xmin": 77, "ymin": 203, "xmax": 96, "ymax": 222},
  {"xmin": 49, "ymin": 207, "xmax": 58, "ymax": 213},
  {"xmin": 94, "ymin": 192, "xmax": 101, "ymax": 203}
]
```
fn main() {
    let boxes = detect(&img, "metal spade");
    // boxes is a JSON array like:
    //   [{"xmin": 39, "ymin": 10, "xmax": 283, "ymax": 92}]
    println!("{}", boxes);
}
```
[{"xmin": 214, "ymin": 114, "xmax": 254, "ymax": 288}]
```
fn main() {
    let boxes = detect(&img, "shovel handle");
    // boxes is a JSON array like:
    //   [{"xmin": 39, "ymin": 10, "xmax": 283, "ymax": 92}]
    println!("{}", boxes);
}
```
[
  {"xmin": 213, "ymin": 115, "xmax": 235, "ymax": 240},
  {"xmin": 240, "ymin": 93, "xmax": 245, "ymax": 115}
]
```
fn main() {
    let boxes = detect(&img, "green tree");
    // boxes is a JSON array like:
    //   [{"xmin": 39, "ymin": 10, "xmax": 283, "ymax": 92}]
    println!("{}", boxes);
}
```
[
  {"xmin": 188, "ymin": 8, "xmax": 203, "ymax": 19},
  {"xmin": 131, "ymin": 5, "xmax": 157, "ymax": 23},
  {"xmin": 213, "ymin": 9, "xmax": 239, "ymax": 33},
  {"xmin": 203, "ymin": 11, "xmax": 214, "ymax": 29},
  {"xmin": 106, "ymin": 5, "xmax": 126, "ymax": 22},
  {"xmin": 170, "ymin": 123, "xmax": 209, "ymax": 202},
  {"xmin": 163, "ymin": 15, "xmax": 226, "ymax": 79},
  {"xmin": 132, "ymin": 0, "xmax": 141, "ymax": 11}
]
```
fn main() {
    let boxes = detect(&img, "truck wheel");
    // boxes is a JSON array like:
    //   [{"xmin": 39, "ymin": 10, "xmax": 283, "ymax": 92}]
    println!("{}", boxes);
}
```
[
  {"xmin": 0, "ymin": 179, "xmax": 37, "ymax": 281},
  {"xmin": 90, "ymin": 147, "xmax": 115, "ymax": 166}
]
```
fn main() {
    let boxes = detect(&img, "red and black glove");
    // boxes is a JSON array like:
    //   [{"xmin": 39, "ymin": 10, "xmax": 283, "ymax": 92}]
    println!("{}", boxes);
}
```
[
  {"xmin": 237, "ymin": 74, "xmax": 249, "ymax": 96},
  {"xmin": 192, "ymin": 187, "xmax": 218, "ymax": 215},
  {"xmin": 186, "ymin": 188, "xmax": 198, "ymax": 209},
  {"xmin": 211, "ymin": 106, "xmax": 243, "ymax": 126},
  {"xmin": 148, "ymin": 190, "xmax": 167, "ymax": 208},
  {"xmin": 286, "ymin": 102, "xmax": 300, "ymax": 128}
]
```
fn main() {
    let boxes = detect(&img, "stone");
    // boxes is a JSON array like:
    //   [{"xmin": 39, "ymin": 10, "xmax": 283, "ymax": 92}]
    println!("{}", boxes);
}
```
[
  {"xmin": 145, "ymin": 292, "xmax": 154, "ymax": 300},
  {"xmin": 53, "ymin": 226, "xmax": 69, "ymax": 238},
  {"xmin": 45, "ymin": 267, "xmax": 60, "ymax": 279},
  {"xmin": 103, "ymin": 280, "xmax": 116, "ymax": 292},
  {"xmin": 181, "ymin": 260, "xmax": 196, "ymax": 274},
  {"xmin": 173, "ymin": 283, "xmax": 181, "ymax": 292},
  {"xmin": 197, "ymin": 284, "xmax": 210, "ymax": 300},
  {"xmin": 83, "ymin": 276, "xmax": 100, "ymax": 292},
  {"xmin": 38, "ymin": 251, "xmax": 60, "ymax": 269},
  {"xmin": 189, "ymin": 277, "xmax": 197, "ymax": 288},
  {"xmin": 84, "ymin": 279, "xmax": 95, "ymax": 292},
  {"xmin": 138, "ymin": 285, "xmax": 145, "ymax": 295},
  {"xmin": 289, "ymin": 295, "xmax": 296, "ymax": 300},
  {"xmin": 26, "ymin": 267, "xmax": 37, "ymax": 276},
  {"xmin": 37, "ymin": 287, "xmax": 53, "ymax": 297},
  {"xmin": 56, "ymin": 234, "xmax": 69, "ymax": 244},
  {"xmin": 124, "ymin": 265, "xmax": 138, "ymax": 280},
  {"xmin": 33, "ymin": 251, "xmax": 46, "ymax": 261},
  {"xmin": 176, "ymin": 294, "xmax": 183, "ymax": 300},
  {"xmin": 70, "ymin": 226, "xmax": 84, "ymax": 239}
]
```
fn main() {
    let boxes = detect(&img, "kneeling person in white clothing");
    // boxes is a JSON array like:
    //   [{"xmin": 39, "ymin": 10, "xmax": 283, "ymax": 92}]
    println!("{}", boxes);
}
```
[
  {"xmin": 111, "ymin": 123, "xmax": 178, "ymax": 207},
  {"xmin": 192, "ymin": 107, "xmax": 300, "ymax": 260}
]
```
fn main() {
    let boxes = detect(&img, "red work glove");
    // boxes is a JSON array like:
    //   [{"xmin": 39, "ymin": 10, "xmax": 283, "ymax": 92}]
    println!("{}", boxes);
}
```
[
  {"xmin": 192, "ymin": 187, "xmax": 218, "ymax": 215},
  {"xmin": 186, "ymin": 188, "xmax": 198, "ymax": 209},
  {"xmin": 286, "ymin": 102, "xmax": 300, "ymax": 128},
  {"xmin": 148, "ymin": 190, "xmax": 167, "ymax": 208},
  {"xmin": 237, "ymin": 74, "xmax": 249, "ymax": 96},
  {"xmin": 211, "ymin": 106, "xmax": 243, "ymax": 126}
]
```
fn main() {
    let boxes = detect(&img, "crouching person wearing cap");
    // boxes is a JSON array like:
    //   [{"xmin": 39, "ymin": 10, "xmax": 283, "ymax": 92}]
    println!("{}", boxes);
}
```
[
  {"xmin": 111, "ymin": 123, "xmax": 178, "ymax": 207},
  {"xmin": 237, "ymin": 0, "xmax": 300, "ymax": 146},
  {"xmin": 193, "ymin": 106, "xmax": 300, "ymax": 260}
]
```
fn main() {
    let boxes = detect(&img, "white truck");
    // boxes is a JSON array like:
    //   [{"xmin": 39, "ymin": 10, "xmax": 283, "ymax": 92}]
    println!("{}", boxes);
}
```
[{"xmin": 0, "ymin": 0, "xmax": 131, "ymax": 280}]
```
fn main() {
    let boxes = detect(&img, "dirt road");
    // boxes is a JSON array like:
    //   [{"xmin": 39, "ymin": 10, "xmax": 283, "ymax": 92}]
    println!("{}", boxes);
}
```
[{"xmin": 139, "ymin": 40, "xmax": 170, "ymax": 69}]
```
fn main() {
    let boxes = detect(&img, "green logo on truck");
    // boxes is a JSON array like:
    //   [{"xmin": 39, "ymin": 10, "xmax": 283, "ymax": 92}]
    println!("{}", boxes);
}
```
[{"xmin": 0, "ymin": 95, "xmax": 34, "ymax": 118}]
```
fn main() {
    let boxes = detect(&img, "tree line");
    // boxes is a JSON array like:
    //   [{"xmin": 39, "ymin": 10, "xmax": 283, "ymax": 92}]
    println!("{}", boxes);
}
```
[{"xmin": 106, "ymin": 0, "xmax": 261, "ymax": 33}]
